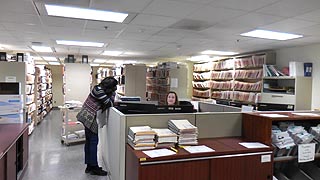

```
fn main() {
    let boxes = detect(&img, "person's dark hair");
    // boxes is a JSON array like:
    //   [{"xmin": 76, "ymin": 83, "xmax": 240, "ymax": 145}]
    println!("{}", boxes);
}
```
[
  {"xmin": 166, "ymin": 91, "xmax": 179, "ymax": 105},
  {"xmin": 99, "ymin": 77, "xmax": 118, "ymax": 92}
]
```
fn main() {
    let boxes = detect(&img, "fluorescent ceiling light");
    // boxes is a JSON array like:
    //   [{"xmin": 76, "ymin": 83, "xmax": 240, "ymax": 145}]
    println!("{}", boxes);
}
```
[
  {"xmin": 240, "ymin": 29, "xmax": 303, "ymax": 40},
  {"xmin": 90, "ymin": 63, "xmax": 100, "ymax": 67},
  {"xmin": 187, "ymin": 55, "xmax": 211, "ymax": 61},
  {"xmin": 56, "ymin": 40, "xmax": 104, "ymax": 47},
  {"xmin": 48, "ymin": 62, "xmax": 61, "ymax": 65},
  {"xmin": 201, "ymin": 50, "xmax": 238, "ymax": 56},
  {"xmin": 35, "ymin": 61, "xmax": 48, "ymax": 65},
  {"xmin": 122, "ymin": 52, "xmax": 143, "ymax": 56},
  {"xmin": 45, "ymin": 4, "xmax": 128, "ymax": 23},
  {"xmin": 42, "ymin": 56, "xmax": 58, "ymax": 61},
  {"xmin": 31, "ymin": 46, "xmax": 53, "ymax": 52},
  {"xmin": 93, "ymin": 59, "xmax": 107, "ymax": 63},
  {"xmin": 102, "ymin": 51, "xmax": 123, "ymax": 56}
]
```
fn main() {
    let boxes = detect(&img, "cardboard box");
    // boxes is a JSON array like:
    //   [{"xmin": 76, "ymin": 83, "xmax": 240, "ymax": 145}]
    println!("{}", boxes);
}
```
[
  {"xmin": 0, "ymin": 113, "xmax": 23, "ymax": 124},
  {"xmin": 0, "ymin": 95, "xmax": 24, "ymax": 115}
]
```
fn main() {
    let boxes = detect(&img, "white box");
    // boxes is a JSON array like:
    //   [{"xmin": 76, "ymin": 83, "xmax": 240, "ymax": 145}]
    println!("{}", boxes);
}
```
[
  {"xmin": 289, "ymin": 61, "xmax": 304, "ymax": 76},
  {"xmin": 0, "ymin": 113, "xmax": 23, "ymax": 124},
  {"xmin": 0, "ymin": 95, "xmax": 24, "ymax": 115}
]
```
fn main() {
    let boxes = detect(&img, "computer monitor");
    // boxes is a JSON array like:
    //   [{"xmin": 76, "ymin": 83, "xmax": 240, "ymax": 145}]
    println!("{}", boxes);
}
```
[
  {"xmin": 116, "ymin": 101, "xmax": 194, "ymax": 114},
  {"xmin": 0, "ymin": 82, "xmax": 20, "ymax": 94}
]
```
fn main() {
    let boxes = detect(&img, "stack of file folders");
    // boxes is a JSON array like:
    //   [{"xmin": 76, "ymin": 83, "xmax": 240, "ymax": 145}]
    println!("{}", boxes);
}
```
[
  {"xmin": 168, "ymin": 119, "xmax": 198, "ymax": 145},
  {"xmin": 287, "ymin": 125, "xmax": 314, "ymax": 144},
  {"xmin": 153, "ymin": 128, "xmax": 178, "ymax": 148},
  {"xmin": 310, "ymin": 125, "xmax": 320, "ymax": 141},
  {"xmin": 128, "ymin": 126, "xmax": 156, "ymax": 150}
]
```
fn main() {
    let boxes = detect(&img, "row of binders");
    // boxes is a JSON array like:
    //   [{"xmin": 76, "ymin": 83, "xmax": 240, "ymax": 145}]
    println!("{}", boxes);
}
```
[{"xmin": 128, "ymin": 119, "xmax": 198, "ymax": 150}]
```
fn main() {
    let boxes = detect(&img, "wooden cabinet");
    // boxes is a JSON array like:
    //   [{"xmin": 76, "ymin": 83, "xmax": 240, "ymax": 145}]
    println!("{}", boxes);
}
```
[
  {"xmin": 211, "ymin": 154, "xmax": 272, "ymax": 180},
  {"xmin": 0, "ymin": 124, "xmax": 29, "ymax": 180},
  {"xmin": 126, "ymin": 138, "xmax": 273, "ymax": 180}
]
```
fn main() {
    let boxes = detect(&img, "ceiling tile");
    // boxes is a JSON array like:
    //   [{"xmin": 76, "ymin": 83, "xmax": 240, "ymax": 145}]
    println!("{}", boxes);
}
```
[
  {"xmin": 91, "ymin": 0, "xmax": 153, "ymax": 13},
  {"xmin": 186, "ymin": 5, "xmax": 247, "ymax": 24},
  {"xmin": 256, "ymin": 0, "xmax": 320, "ymax": 18},
  {"xmin": 147, "ymin": 35, "xmax": 184, "ymax": 43},
  {"xmin": 117, "ymin": 31, "xmax": 151, "ymax": 41},
  {"xmin": 295, "ymin": 9, "xmax": 320, "ymax": 23},
  {"xmin": 261, "ymin": 18, "xmax": 318, "ymax": 32},
  {"xmin": 210, "ymin": 0, "xmax": 279, "ymax": 11},
  {"xmin": 2, "ymin": 23, "xmax": 45, "ymax": 33},
  {"xmin": 40, "ymin": 16, "xmax": 86, "ymax": 29},
  {"xmin": 85, "ymin": 21, "xmax": 126, "ymax": 31},
  {"xmin": 142, "ymin": 0, "xmax": 202, "ymax": 18},
  {"xmin": 82, "ymin": 29, "xmax": 120, "ymax": 39},
  {"xmin": 130, "ymin": 14, "xmax": 178, "ymax": 27},
  {"xmin": 294, "ymin": 24, "xmax": 320, "ymax": 36},
  {"xmin": 0, "ymin": 0, "xmax": 37, "ymax": 15},
  {"xmin": 207, "ymin": 12, "xmax": 285, "ymax": 35},
  {"xmin": 124, "ymin": 25, "xmax": 163, "ymax": 35},
  {"xmin": 171, "ymin": 0, "xmax": 214, "ymax": 4},
  {"xmin": 0, "ymin": 13, "xmax": 41, "ymax": 25}
]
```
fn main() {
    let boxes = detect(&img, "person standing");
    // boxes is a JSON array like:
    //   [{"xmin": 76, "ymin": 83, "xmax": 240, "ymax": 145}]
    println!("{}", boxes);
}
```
[{"xmin": 76, "ymin": 77, "xmax": 118, "ymax": 176}]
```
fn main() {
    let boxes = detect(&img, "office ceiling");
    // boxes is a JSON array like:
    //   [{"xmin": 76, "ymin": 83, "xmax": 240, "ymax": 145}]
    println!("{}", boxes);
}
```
[{"xmin": 1, "ymin": 0, "xmax": 320, "ymax": 64}]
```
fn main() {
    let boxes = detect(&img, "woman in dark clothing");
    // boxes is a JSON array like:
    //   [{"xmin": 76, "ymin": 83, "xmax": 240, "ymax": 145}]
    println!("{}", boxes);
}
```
[{"xmin": 77, "ymin": 77, "xmax": 118, "ymax": 176}]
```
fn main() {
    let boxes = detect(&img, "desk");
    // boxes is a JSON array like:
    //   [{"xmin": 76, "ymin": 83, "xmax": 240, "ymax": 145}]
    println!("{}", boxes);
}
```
[
  {"xmin": 126, "ymin": 137, "xmax": 273, "ymax": 180},
  {"xmin": 0, "ymin": 123, "xmax": 29, "ymax": 180}
]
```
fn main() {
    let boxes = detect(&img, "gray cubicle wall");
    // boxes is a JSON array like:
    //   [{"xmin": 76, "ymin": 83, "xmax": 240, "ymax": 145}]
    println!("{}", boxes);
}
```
[
  {"xmin": 199, "ymin": 102, "xmax": 241, "ymax": 112},
  {"xmin": 195, "ymin": 112, "xmax": 242, "ymax": 138}
]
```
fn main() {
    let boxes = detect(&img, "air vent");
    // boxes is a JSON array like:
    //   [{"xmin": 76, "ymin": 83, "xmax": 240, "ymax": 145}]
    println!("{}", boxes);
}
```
[{"xmin": 169, "ymin": 19, "xmax": 213, "ymax": 31}]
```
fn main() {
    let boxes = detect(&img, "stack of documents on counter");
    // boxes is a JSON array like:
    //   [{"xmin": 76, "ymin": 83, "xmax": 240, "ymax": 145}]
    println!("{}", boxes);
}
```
[
  {"xmin": 128, "ymin": 126, "xmax": 156, "ymax": 150},
  {"xmin": 153, "ymin": 128, "xmax": 178, "ymax": 148},
  {"xmin": 168, "ymin": 119, "xmax": 198, "ymax": 145}
]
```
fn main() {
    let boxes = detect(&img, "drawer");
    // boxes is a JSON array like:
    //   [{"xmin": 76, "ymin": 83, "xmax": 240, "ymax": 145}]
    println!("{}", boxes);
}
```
[{"xmin": 261, "ymin": 93, "xmax": 295, "ymax": 104}]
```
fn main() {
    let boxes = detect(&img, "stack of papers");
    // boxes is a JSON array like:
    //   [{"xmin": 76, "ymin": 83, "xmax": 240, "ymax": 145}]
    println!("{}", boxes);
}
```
[
  {"xmin": 128, "ymin": 126, "xmax": 156, "ymax": 150},
  {"xmin": 310, "ymin": 125, "xmax": 320, "ymax": 141},
  {"xmin": 272, "ymin": 131, "xmax": 295, "ymax": 149},
  {"xmin": 287, "ymin": 125, "xmax": 314, "ymax": 144},
  {"xmin": 168, "ymin": 119, "xmax": 198, "ymax": 145},
  {"xmin": 153, "ymin": 128, "xmax": 178, "ymax": 148}
]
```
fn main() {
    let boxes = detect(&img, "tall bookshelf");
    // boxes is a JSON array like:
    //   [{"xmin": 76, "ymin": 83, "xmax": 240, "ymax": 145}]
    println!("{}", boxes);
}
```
[
  {"xmin": 0, "ymin": 60, "xmax": 37, "ymax": 134},
  {"xmin": 192, "ymin": 51, "xmax": 276, "ymax": 106},
  {"xmin": 35, "ymin": 65, "xmax": 53, "ymax": 124}
]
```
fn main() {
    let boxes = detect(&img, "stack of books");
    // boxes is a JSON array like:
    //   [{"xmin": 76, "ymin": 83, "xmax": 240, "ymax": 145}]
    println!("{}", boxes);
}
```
[
  {"xmin": 168, "ymin": 119, "xmax": 198, "ymax": 145},
  {"xmin": 153, "ymin": 128, "xmax": 178, "ymax": 148},
  {"xmin": 128, "ymin": 126, "xmax": 156, "ymax": 150}
]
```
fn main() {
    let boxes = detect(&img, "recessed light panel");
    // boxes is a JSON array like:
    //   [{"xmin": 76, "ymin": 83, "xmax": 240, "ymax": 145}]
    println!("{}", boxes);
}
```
[
  {"xmin": 201, "ymin": 50, "xmax": 238, "ymax": 56},
  {"xmin": 102, "ymin": 51, "xmax": 123, "ymax": 56},
  {"xmin": 31, "ymin": 46, "xmax": 53, "ymax": 52},
  {"xmin": 45, "ymin": 4, "xmax": 128, "ymax": 23},
  {"xmin": 240, "ymin": 29, "xmax": 303, "ymax": 40},
  {"xmin": 56, "ymin": 40, "xmax": 104, "ymax": 47}
]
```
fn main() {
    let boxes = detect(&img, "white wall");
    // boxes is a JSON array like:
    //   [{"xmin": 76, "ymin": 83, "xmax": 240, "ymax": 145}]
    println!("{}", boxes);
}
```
[
  {"xmin": 276, "ymin": 44, "xmax": 320, "ymax": 109},
  {"xmin": 65, "ymin": 64, "xmax": 91, "ymax": 103}
]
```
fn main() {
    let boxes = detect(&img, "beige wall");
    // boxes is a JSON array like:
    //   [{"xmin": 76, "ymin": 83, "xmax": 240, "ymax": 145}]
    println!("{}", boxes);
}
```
[{"xmin": 47, "ymin": 65, "xmax": 64, "ymax": 107}]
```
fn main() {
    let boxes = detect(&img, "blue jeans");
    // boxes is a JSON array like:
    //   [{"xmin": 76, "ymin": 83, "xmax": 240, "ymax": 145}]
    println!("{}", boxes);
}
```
[{"xmin": 84, "ymin": 127, "xmax": 98, "ymax": 166}]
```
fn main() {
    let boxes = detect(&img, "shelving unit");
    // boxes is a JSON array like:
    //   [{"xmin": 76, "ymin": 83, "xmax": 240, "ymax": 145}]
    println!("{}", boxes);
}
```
[
  {"xmin": 115, "ymin": 64, "xmax": 146, "ymax": 100},
  {"xmin": 192, "ymin": 52, "xmax": 275, "ymax": 106},
  {"xmin": 59, "ymin": 106, "xmax": 85, "ymax": 145},
  {"xmin": 260, "ymin": 76, "xmax": 312, "ymax": 110},
  {"xmin": 0, "ymin": 60, "xmax": 37, "ymax": 134},
  {"xmin": 242, "ymin": 112, "xmax": 320, "ymax": 180},
  {"xmin": 35, "ymin": 65, "xmax": 53, "ymax": 124}
]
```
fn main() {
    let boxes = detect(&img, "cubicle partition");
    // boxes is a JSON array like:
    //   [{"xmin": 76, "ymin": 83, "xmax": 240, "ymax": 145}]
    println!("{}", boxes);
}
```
[
  {"xmin": 100, "ymin": 108, "xmax": 243, "ymax": 180},
  {"xmin": 199, "ymin": 102, "xmax": 241, "ymax": 112}
]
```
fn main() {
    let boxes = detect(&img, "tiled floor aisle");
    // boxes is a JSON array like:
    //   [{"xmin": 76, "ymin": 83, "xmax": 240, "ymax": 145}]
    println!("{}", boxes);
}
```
[{"xmin": 22, "ymin": 109, "xmax": 109, "ymax": 180}]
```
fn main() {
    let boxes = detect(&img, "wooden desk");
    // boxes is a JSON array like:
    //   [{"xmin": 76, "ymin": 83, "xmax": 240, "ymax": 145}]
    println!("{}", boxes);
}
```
[
  {"xmin": 0, "ymin": 123, "xmax": 29, "ymax": 180},
  {"xmin": 126, "ymin": 137, "xmax": 273, "ymax": 180}
]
